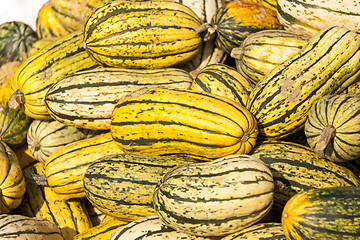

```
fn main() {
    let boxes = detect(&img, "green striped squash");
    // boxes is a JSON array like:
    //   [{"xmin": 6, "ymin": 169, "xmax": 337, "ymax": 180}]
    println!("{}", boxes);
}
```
[
  {"xmin": 27, "ymin": 119, "xmax": 90, "ymax": 163},
  {"xmin": 250, "ymin": 140, "xmax": 360, "ymax": 217},
  {"xmin": 0, "ymin": 214, "xmax": 64, "ymax": 240},
  {"xmin": 190, "ymin": 63, "xmax": 254, "ymax": 106},
  {"xmin": 277, "ymin": 0, "xmax": 360, "ymax": 36},
  {"xmin": 110, "ymin": 88, "xmax": 258, "ymax": 160},
  {"xmin": 9, "ymin": 30, "xmax": 99, "ymax": 119},
  {"xmin": 84, "ymin": 153, "xmax": 200, "ymax": 221},
  {"xmin": 230, "ymin": 29, "xmax": 309, "ymax": 85},
  {"xmin": 108, "ymin": 215, "xmax": 216, "ymax": 240},
  {"xmin": 83, "ymin": 1, "xmax": 202, "ymax": 69},
  {"xmin": 176, "ymin": 0, "xmax": 227, "ymax": 77},
  {"xmin": 153, "ymin": 154, "xmax": 274, "ymax": 237},
  {"xmin": 73, "ymin": 218, "xmax": 129, "ymax": 240},
  {"xmin": 221, "ymin": 222, "xmax": 286, "ymax": 240},
  {"xmin": 0, "ymin": 21, "xmax": 38, "ymax": 65},
  {"xmin": 0, "ymin": 100, "xmax": 33, "ymax": 148},
  {"xmin": 45, "ymin": 67, "xmax": 194, "ymax": 130},
  {"xmin": 44, "ymin": 132, "xmax": 124, "ymax": 200},
  {"xmin": 204, "ymin": 0, "xmax": 281, "ymax": 54},
  {"xmin": 246, "ymin": 26, "xmax": 360, "ymax": 139},
  {"xmin": 305, "ymin": 94, "xmax": 360, "ymax": 162},
  {"xmin": 0, "ymin": 141, "xmax": 26, "ymax": 213},
  {"xmin": 16, "ymin": 162, "xmax": 93, "ymax": 240},
  {"xmin": 282, "ymin": 186, "xmax": 360, "ymax": 240}
]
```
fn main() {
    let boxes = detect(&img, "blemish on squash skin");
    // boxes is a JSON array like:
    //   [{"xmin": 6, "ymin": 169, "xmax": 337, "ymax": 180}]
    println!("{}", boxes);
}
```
[{"xmin": 281, "ymin": 70, "xmax": 302, "ymax": 102}]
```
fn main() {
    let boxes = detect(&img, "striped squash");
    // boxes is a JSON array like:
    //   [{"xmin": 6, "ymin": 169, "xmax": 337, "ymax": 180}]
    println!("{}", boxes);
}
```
[
  {"xmin": 221, "ymin": 222, "xmax": 286, "ymax": 240},
  {"xmin": 73, "ymin": 218, "xmax": 129, "ymax": 240},
  {"xmin": 27, "ymin": 119, "xmax": 89, "ymax": 163},
  {"xmin": 45, "ymin": 67, "xmax": 194, "ymax": 130},
  {"xmin": 44, "ymin": 132, "xmax": 123, "ymax": 200},
  {"xmin": 246, "ymin": 26, "xmax": 360, "ymax": 139},
  {"xmin": 84, "ymin": 153, "xmax": 200, "ymax": 221},
  {"xmin": 0, "ymin": 101, "xmax": 33, "ymax": 149},
  {"xmin": 0, "ymin": 141, "xmax": 26, "ymax": 213},
  {"xmin": 49, "ymin": 0, "xmax": 116, "ymax": 31},
  {"xmin": 36, "ymin": 1, "xmax": 71, "ymax": 39},
  {"xmin": 277, "ymin": 0, "xmax": 360, "ymax": 36},
  {"xmin": 153, "ymin": 154, "xmax": 274, "ymax": 237},
  {"xmin": 9, "ymin": 30, "xmax": 99, "ymax": 119},
  {"xmin": 191, "ymin": 63, "xmax": 254, "ymax": 106},
  {"xmin": 0, "ymin": 21, "xmax": 38, "ymax": 66},
  {"xmin": 16, "ymin": 162, "xmax": 93, "ymax": 240},
  {"xmin": 304, "ymin": 94, "xmax": 360, "ymax": 162},
  {"xmin": 83, "ymin": 1, "xmax": 202, "ymax": 69},
  {"xmin": 204, "ymin": 0, "xmax": 281, "ymax": 54},
  {"xmin": 282, "ymin": 186, "xmax": 360, "ymax": 239},
  {"xmin": 250, "ymin": 140, "xmax": 360, "ymax": 217},
  {"xmin": 230, "ymin": 29, "xmax": 309, "ymax": 85},
  {"xmin": 108, "ymin": 215, "xmax": 216, "ymax": 240},
  {"xmin": 0, "ymin": 214, "xmax": 64, "ymax": 240},
  {"xmin": 110, "ymin": 88, "xmax": 258, "ymax": 160}
]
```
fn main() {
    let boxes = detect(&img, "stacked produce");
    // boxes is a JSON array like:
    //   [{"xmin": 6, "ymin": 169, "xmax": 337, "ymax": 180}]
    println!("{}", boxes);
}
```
[{"xmin": 0, "ymin": 0, "xmax": 359, "ymax": 239}]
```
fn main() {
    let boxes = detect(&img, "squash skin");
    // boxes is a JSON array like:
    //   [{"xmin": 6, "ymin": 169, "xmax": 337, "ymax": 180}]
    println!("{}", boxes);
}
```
[
  {"xmin": 83, "ymin": 1, "xmax": 202, "ymax": 69},
  {"xmin": 0, "ymin": 21, "xmax": 38, "ymax": 66}
]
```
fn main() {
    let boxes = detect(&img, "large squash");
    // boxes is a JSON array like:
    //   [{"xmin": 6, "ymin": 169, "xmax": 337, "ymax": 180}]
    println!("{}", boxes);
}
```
[
  {"xmin": 83, "ymin": 0, "xmax": 202, "ymax": 69},
  {"xmin": 246, "ymin": 26, "xmax": 360, "ymax": 139},
  {"xmin": 110, "ymin": 88, "xmax": 258, "ymax": 160}
]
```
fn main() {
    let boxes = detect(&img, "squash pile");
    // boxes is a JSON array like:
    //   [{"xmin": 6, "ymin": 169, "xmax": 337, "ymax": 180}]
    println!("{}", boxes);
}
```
[{"xmin": 0, "ymin": 0, "xmax": 359, "ymax": 239}]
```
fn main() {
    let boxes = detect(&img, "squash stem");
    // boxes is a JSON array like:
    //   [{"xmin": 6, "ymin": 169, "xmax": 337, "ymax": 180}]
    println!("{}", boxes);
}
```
[
  {"xmin": 314, "ymin": 124, "xmax": 336, "ymax": 151},
  {"xmin": 195, "ymin": 23, "xmax": 216, "ymax": 42},
  {"xmin": 8, "ymin": 90, "xmax": 24, "ymax": 109}
]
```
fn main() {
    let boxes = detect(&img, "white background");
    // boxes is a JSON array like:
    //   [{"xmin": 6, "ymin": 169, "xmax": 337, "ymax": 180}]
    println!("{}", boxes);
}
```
[{"xmin": 0, "ymin": 0, "xmax": 48, "ymax": 30}]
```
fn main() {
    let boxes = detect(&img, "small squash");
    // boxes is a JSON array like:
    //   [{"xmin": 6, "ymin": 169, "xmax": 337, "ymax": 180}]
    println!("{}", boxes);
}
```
[
  {"xmin": 304, "ymin": 94, "xmax": 360, "ymax": 162},
  {"xmin": 0, "ymin": 21, "xmax": 38, "ymax": 65}
]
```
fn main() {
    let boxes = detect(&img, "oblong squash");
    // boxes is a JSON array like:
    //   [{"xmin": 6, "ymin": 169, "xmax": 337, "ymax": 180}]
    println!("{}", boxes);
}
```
[
  {"xmin": 246, "ymin": 26, "xmax": 360, "ymax": 139},
  {"xmin": 45, "ymin": 67, "xmax": 194, "ymax": 130},
  {"xmin": 84, "ymin": 153, "xmax": 200, "ymax": 221},
  {"xmin": 110, "ymin": 88, "xmax": 258, "ymax": 160},
  {"xmin": 10, "ymin": 30, "xmax": 99, "ymax": 119},
  {"xmin": 83, "ymin": 0, "xmax": 202, "ymax": 69},
  {"xmin": 153, "ymin": 154, "xmax": 274, "ymax": 237}
]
